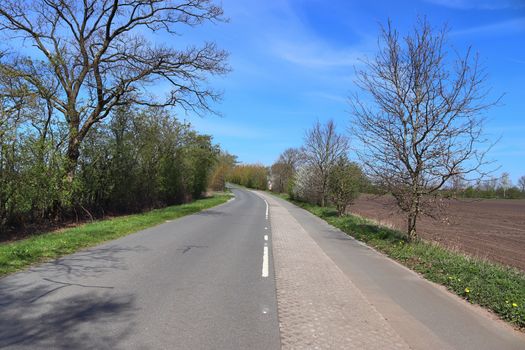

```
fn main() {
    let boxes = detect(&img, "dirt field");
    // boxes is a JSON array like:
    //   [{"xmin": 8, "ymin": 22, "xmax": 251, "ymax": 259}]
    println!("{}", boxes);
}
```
[{"xmin": 348, "ymin": 195, "xmax": 525, "ymax": 271}]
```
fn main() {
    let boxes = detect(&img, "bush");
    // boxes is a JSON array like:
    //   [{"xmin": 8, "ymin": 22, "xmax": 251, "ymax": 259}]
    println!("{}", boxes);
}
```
[
  {"xmin": 228, "ymin": 164, "xmax": 268, "ymax": 190},
  {"xmin": 0, "ymin": 106, "xmax": 219, "ymax": 236}
]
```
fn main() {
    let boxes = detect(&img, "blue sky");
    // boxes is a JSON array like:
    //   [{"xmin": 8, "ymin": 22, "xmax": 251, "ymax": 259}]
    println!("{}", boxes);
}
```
[{"xmin": 177, "ymin": 0, "xmax": 525, "ymax": 182}]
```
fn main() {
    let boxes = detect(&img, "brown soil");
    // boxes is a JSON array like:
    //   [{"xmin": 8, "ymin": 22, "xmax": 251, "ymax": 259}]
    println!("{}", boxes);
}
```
[{"xmin": 348, "ymin": 195, "xmax": 525, "ymax": 271}]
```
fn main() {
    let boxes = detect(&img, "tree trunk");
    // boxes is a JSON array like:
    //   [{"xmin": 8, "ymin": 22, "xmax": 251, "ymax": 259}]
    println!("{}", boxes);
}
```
[
  {"xmin": 407, "ymin": 193, "xmax": 421, "ymax": 241},
  {"xmin": 65, "ymin": 111, "xmax": 81, "ymax": 183},
  {"xmin": 320, "ymin": 175, "xmax": 327, "ymax": 207},
  {"xmin": 65, "ymin": 137, "xmax": 80, "ymax": 183},
  {"xmin": 407, "ymin": 212, "xmax": 417, "ymax": 241}
]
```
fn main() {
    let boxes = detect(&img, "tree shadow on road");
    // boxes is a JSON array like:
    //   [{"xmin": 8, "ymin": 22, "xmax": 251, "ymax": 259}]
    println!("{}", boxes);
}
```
[
  {"xmin": 0, "ymin": 245, "xmax": 147, "ymax": 349},
  {"xmin": 30, "ymin": 245, "xmax": 149, "ymax": 279},
  {"xmin": 0, "ymin": 291, "xmax": 137, "ymax": 349}
]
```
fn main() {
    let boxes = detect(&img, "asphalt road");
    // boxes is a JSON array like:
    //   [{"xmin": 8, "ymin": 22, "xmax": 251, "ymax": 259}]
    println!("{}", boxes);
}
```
[
  {"xmin": 2, "ymin": 187, "xmax": 525, "ymax": 349},
  {"xmin": 0, "ymin": 188, "xmax": 280, "ymax": 349}
]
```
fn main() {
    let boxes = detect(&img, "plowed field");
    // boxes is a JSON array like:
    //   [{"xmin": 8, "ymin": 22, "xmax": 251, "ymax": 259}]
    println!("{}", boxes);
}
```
[{"xmin": 349, "ymin": 195, "xmax": 525, "ymax": 270}]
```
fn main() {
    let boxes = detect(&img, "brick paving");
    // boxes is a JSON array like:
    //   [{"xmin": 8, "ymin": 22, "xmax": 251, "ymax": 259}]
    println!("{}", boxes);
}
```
[{"xmin": 258, "ymin": 192, "xmax": 410, "ymax": 349}]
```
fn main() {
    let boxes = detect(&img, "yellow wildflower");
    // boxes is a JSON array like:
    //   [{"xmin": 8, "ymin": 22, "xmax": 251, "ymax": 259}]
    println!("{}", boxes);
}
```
[
  {"xmin": 465, "ymin": 288, "xmax": 470, "ymax": 293},
  {"xmin": 512, "ymin": 303, "xmax": 518, "ymax": 307}
]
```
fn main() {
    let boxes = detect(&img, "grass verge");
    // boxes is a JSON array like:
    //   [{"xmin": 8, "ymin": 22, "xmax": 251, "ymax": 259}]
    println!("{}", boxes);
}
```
[
  {"xmin": 274, "ymin": 193, "xmax": 525, "ymax": 329},
  {"xmin": 0, "ymin": 194, "xmax": 230, "ymax": 277}
]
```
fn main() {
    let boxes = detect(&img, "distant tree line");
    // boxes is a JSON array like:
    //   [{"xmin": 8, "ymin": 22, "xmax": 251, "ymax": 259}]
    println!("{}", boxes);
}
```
[
  {"xmin": 226, "ymin": 120, "xmax": 367, "ymax": 212},
  {"xmin": 228, "ymin": 164, "xmax": 268, "ymax": 190},
  {"xmin": 209, "ymin": 151, "xmax": 238, "ymax": 192},
  {"xmin": 444, "ymin": 173, "xmax": 525, "ymax": 199},
  {"xmin": 269, "ymin": 120, "xmax": 367, "ymax": 216}
]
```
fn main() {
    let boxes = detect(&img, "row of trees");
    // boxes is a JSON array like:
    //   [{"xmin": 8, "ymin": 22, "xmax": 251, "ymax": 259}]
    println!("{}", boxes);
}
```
[
  {"xmin": 0, "ymin": 105, "xmax": 221, "ymax": 234},
  {"xmin": 0, "ymin": 0, "xmax": 230, "ymax": 236},
  {"xmin": 272, "ymin": 18, "xmax": 507, "ymax": 241},
  {"xmin": 228, "ymin": 164, "xmax": 268, "ymax": 190},
  {"xmin": 271, "ymin": 120, "xmax": 367, "ymax": 216},
  {"xmin": 447, "ymin": 173, "xmax": 525, "ymax": 199}
]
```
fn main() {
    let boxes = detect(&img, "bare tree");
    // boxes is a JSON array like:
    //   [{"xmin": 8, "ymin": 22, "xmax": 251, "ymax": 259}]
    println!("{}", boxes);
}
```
[
  {"xmin": 302, "ymin": 120, "xmax": 349, "ymax": 206},
  {"xmin": 278, "ymin": 147, "xmax": 303, "ymax": 171},
  {"xmin": 270, "ymin": 147, "xmax": 302, "ymax": 193},
  {"xmin": 450, "ymin": 173, "xmax": 465, "ymax": 193},
  {"xmin": 350, "ymin": 18, "xmax": 497, "ymax": 240},
  {"xmin": 0, "ymin": 0, "xmax": 228, "ymax": 180},
  {"xmin": 270, "ymin": 162, "xmax": 290, "ymax": 193},
  {"xmin": 499, "ymin": 172, "xmax": 511, "ymax": 198},
  {"xmin": 479, "ymin": 177, "xmax": 498, "ymax": 192},
  {"xmin": 518, "ymin": 175, "xmax": 525, "ymax": 193}
]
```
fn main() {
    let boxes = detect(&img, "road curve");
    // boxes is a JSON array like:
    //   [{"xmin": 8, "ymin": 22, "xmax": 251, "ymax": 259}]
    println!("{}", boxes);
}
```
[{"xmin": 0, "ymin": 188, "xmax": 280, "ymax": 349}]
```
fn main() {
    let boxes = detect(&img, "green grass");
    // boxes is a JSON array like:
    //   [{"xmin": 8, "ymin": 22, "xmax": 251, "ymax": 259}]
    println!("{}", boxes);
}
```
[
  {"xmin": 0, "ymin": 194, "xmax": 230, "ymax": 277},
  {"xmin": 275, "ymin": 193, "xmax": 525, "ymax": 329}
]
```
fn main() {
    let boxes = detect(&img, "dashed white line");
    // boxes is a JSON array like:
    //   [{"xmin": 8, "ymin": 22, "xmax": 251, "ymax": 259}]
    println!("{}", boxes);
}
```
[
  {"xmin": 264, "ymin": 199, "xmax": 269, "ymax": 220},
  {"xmin": 262, "ymin": 245, "xmax": 269, "ymax": 277},
  {"xmin": 264, "ymin": 235, "xmax": 268, "ymax": 241}
]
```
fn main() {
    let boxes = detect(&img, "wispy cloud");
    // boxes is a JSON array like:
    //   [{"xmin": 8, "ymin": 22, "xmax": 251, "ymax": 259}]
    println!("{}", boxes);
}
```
[
  {"xmin": 305, "ymin": 91, "xmax": 348, "ymax": 104},
  {"xmin": 271, "ymin": 39, "xmax": 368, "ymax": 69},
  {"xmin": 424, "ymin": 0, "xmax": 525, "ymax": 10},
  {"xmin": 451, "ymin": 17, "xmax": 525, "ymax": 36},
  {"xmin": 237, "ymin": 0, "xmax": 374, "ymax": 70}
]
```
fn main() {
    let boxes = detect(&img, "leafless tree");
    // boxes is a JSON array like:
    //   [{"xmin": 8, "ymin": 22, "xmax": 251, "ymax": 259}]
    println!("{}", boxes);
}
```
[
  {"xmin": 0, "ymin": 0, "xmax": 228, "ymax": 180},
  {"xmin": 479, "ymin": 177, "xmax": 498, "ymax": 192},
  {"xmin": 499, "ymin": 172, "xmax": 511, "ymax": 198},
  {"xmin": 350, "ymin": 18, "xmax": 498, "ymax": 240},
  {"xmin": 518, "ymin": 175, "xmax": 525, "ymax": 193},
  {"xmin": 449, "ymin": 173, "xmax": 465, "ymax": 192},
  {"xmin": 279, "ymin": 147, "xmax": 303, "ymax": 170},
  {"xmin": 270, "ymin": 162, "xmax": 289, "ymax": 193},
  {"xmin": 270, "ymin": 147, "xmax": 302, "ymax": 193},
  {"xmin": 302, "ymin": 120, "xmax": 349, "ymax": 206}
]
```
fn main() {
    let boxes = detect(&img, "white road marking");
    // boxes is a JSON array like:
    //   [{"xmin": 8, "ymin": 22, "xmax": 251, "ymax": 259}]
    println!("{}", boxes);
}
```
[
  {"xmin": 264, "ymin": 227, "xmax": 268, "ymax": 230},
  {"xmin": 264, "ymin": 199, "xmax": 269, "ymax": 220},
  {"xmin": 262, "ymin": 245, "xmax": 269, "ymax": 278},
  {"xmin": 264, "ymin": 235, "xmax": 268, "ymax": 241}
]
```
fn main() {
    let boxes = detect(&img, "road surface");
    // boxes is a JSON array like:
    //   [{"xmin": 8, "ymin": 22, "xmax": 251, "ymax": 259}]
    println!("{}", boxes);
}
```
[
  {"xmin": 0, "ymin": 189, "xmax": 279, "ymax": 349},
  {"xmin": 1, "ymin": 187, "xmax": 524, "ymax": 349}
]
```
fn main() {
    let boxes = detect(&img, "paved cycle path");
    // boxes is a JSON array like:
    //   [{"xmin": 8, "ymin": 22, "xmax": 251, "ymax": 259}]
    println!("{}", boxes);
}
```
[{"xmin": 256, "ymin": 190, "xmax": 525, "ymax": 350}]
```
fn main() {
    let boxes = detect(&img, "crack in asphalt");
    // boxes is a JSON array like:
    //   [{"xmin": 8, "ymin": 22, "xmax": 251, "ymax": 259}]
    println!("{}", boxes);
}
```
[
  {"xmin": 178, "ymin": 245, "xmax": 207, "ymax": 254},
  {"xmin": 29, "ymin": 278, "xmax": 114, "ymax": 303}
]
